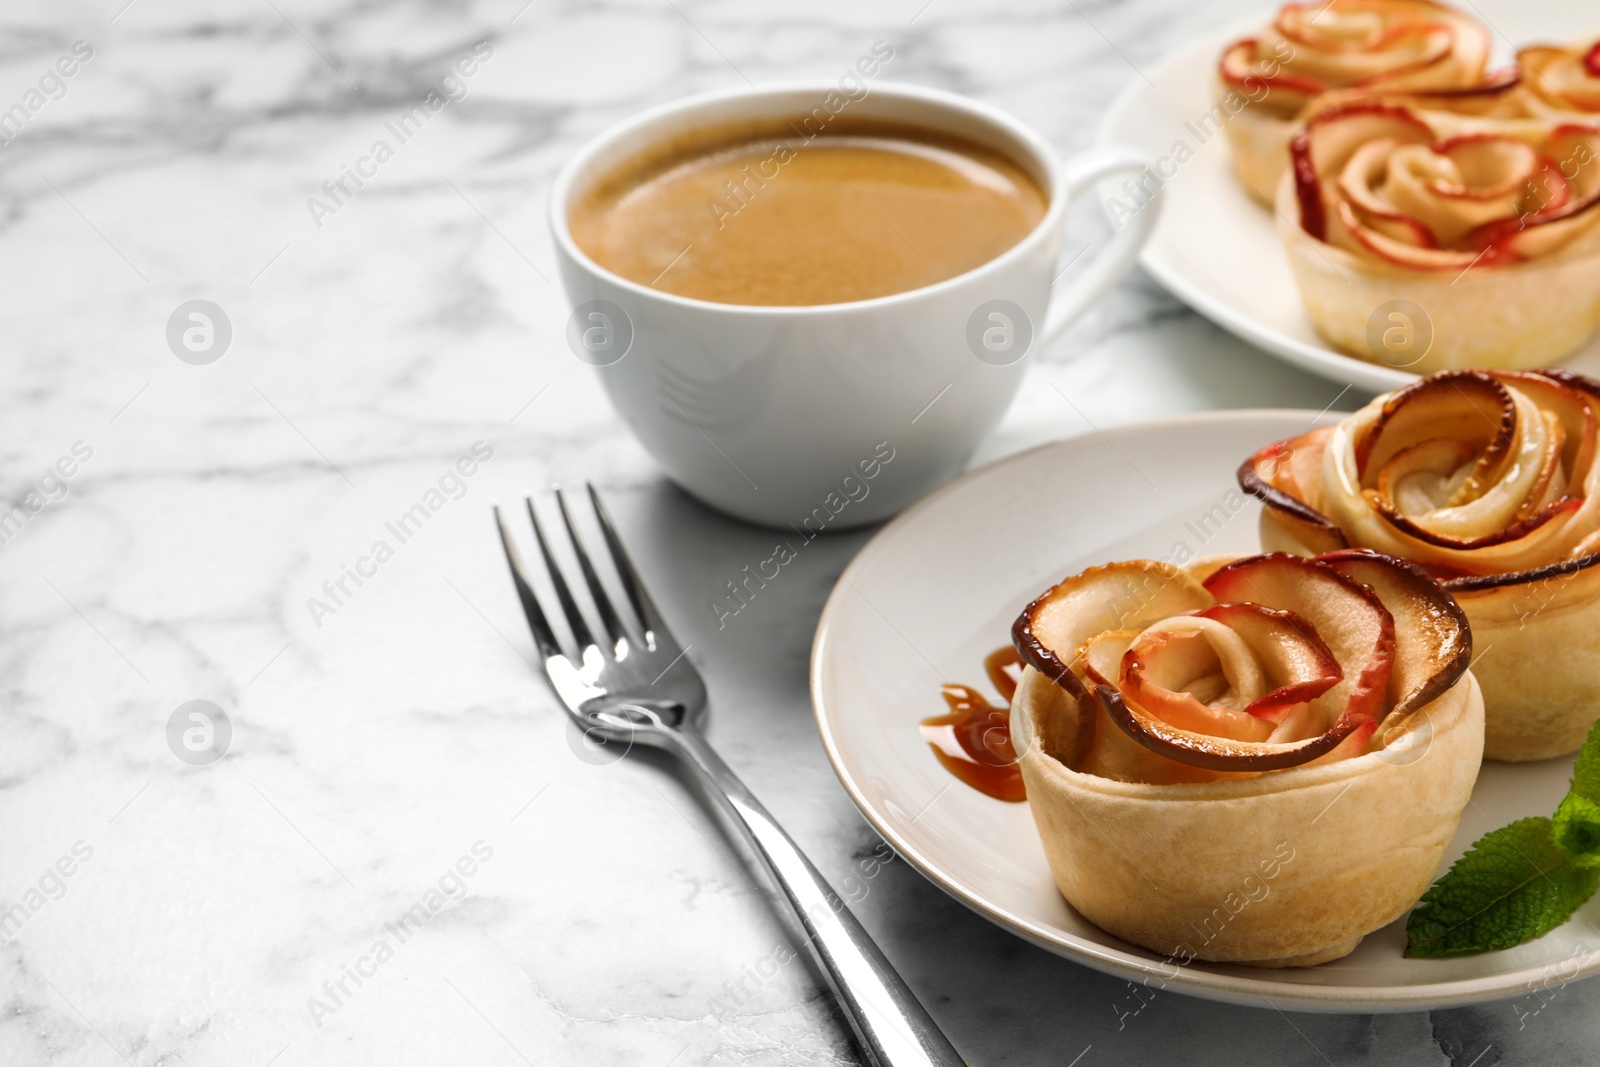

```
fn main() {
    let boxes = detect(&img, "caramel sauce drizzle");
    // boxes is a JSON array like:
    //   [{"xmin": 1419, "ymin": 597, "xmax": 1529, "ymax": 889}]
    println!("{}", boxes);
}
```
[{"xmin": 919, "ymin": 646, "xmax": 1027, "ymax": 803}]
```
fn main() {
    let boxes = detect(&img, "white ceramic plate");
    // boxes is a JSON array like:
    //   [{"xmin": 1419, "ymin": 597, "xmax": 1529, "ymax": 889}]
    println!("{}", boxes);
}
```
[
  {"xmin": 1097, "ymin": 4, "xmax": 1600, "ymax": 393},
  {"xmin": 811, "ymin": 411, "xmax": 1594, "ymax": 1012}
]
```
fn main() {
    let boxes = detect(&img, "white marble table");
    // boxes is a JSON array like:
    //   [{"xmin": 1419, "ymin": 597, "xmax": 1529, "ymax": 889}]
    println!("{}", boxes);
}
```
[{"xmin": 0, "ymin": 0, "xmax": 1587, "ymax": 1064}]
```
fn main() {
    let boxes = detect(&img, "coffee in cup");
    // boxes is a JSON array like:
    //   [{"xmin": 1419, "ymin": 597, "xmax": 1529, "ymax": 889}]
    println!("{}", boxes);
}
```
[{"xmin": 568, "ymin": 117, "xmax": 1049, "ymax": 307}]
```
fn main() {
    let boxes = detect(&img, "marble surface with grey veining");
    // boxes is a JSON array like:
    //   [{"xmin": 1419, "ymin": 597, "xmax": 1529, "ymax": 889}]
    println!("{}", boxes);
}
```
[{"xmin": 0, "ymin": 0, "xmax": 1590, "ymax": 1064}]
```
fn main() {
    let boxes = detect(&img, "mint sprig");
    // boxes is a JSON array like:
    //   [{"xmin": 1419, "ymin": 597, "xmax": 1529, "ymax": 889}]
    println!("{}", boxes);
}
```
[
  {"xmin": 1405, "ymin": 818, "xmax": 1597, "ymax": 957},
  {"xmin": 1405, "ymin": 720, "xmax": 1600, "ymax": 958}
]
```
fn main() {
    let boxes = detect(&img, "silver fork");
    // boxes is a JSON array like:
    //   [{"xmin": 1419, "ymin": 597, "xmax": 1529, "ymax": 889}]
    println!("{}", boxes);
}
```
[{"xmin": 494, "ymin": 485, "xmax": 964, "ymax": 1067}]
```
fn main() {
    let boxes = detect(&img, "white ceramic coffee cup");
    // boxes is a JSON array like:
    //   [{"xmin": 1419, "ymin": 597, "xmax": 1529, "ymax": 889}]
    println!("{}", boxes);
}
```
[{"xmin": 550, "ymin": 82, "xmax": 1163, "ymax": 529}]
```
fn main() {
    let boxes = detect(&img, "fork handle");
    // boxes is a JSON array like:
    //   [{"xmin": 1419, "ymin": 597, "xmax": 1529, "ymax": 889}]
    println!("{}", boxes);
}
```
[{"xmin": 672, "ymin": 730, "xmax": 965, "ymax": 1067}]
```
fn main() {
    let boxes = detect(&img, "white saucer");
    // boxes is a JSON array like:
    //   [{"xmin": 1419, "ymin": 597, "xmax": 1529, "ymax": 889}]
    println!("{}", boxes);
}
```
[{"xmin": 811, "ymin": 410, "xmax": 1593, "ymax": 1012}]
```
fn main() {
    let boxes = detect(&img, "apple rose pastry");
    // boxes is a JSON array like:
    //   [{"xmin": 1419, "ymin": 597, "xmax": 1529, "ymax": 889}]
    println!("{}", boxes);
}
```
[
  {"xmin": 1010, "ymin": 551, "xmax": 1480, "ymax": 966},
  {"xmin": 1217, "ymin": 0, "xmax": 1490, "ymax": 204},
  {"xmin": 1278, "ymin": 104, "xmax": 1600, "ymax": 371},
  {"xmin": 1243, "ymin": 369, "xmax": 1600, "ymax": 761}
]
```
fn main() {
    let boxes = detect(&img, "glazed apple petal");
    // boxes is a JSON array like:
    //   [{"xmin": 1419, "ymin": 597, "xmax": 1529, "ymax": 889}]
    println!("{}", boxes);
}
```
[
  {"xmin": 1096, "ymin": 682, "xmax": 1362, "ymax": 772},
  {"xmin": 1318, "ymin": 549, "xmax": 1472, "ymax": 718},
  {"xmin": 1354, "ymin": 369, "xmax": 1513, "ymax": 478},
  {"xmin": 1237, "ymin": 429, "xmax": 1350, "ymax": 554},
  {"xmin": 1219, "ymin": 38, "xmax": 1324, "ymax": 104},
  {"xmin": 1014, "ymin": 561, "xmax": 1213, "ymax": 698},
  {"xmin": 1281, "ymin": 425, "xmax": 1337, "ymax": 500},
  {"xmin": 1266, "ymin": 699, "xmax": 1326, "ymax": 744},
  {"xmin": 1196, "ymin": 603, "xmax": 1343, "ymax": 720},
  {"xmin": 1079, "ymin": 628, "xmax": 1140, "ymax": 690},
  {"xmin": 1498, "ymin": 370, "xmax": 1600, "ymax": 495},
  {"xmin": 1294, "ymin": 105, "xmax": 1434, "ymax": 240},
  {"xmin": 1124, "ymin": 616, "xmax": 1267, "ymax": 707},
  {"xmin": 1118, "ymin": 617, "xmax": 1275, "ymax": 742},
  {"xmin": 1334, "ymin": 371, "xmax": 1594, "ymax": 559},
  {"xmin": 1544, "ymin": 127, "xmax": 1600, "ymax": 202},
  {"xmin": 1484, "ymin": 127, "xmax": 1600, "ymax": 259},
  {"xmin": 1382, "ymin": 138, "xmax": 1545, "ymax": 247},
  {"xmin": 1514, "ymin": 411, "xmax": 1569, "ymax": 518},
  {"xmin": 1312, "ymin": 719, "xmax": 1381, "ymax": 764},
  {"xmin": 1353, "ymin": 371, "xmax": 1553, "ymax": 541},
  {"xmin": 1373, "ymin": 437, "xmax": 1478, "ymax": 515},
  {"xmin": 1337, "ymin": 201, "xmax": 1483, "ymax": 268},
  {"xmin": 1337, "ymin": 140, "xmax": 1442, "ymax": 238},
  {"xmin": 1203, "ymin": 553, "xmax": 1396, "ymax": 727},
  {"xmin": 1433, "ymin": 136, "xmax": 1546, "ymax": 196},
  {"xmin": 1373, "ymin": 491, "xmax": 1583, "ymax": 556}
]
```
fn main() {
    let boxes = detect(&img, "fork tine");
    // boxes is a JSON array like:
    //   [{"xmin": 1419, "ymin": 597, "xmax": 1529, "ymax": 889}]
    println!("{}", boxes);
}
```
[
  {"xmin": 555, "ymin": 487, "xmax": 626, "ymax": 649},
  {"xmin": 526, "ymin": 496, "xmax": 597, "ymax": 652},
  {"xmin": 585, "ymin": 483, "xmax": 675, "ymax": 651},
  {"xmin": 492, "ymin": 504, "xmax": 567, "ymax": 663}
]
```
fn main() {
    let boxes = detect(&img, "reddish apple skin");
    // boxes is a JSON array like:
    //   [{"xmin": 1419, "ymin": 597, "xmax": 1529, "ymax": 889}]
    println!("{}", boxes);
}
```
[
  {"xmin": 1195, "ymin": 602, "xmax": 1343, "ymax": 719},
  {"xmin": 1292, "ymin": 132, "xmax": 1326, "ymax": 241},
  {"xmin": 1203, "ymin": 553, "xmax": 1397, "ymax": 730},
  {"xmin": 1219, "ymin": 38, "xmax": 1325, "ymax": 97}
]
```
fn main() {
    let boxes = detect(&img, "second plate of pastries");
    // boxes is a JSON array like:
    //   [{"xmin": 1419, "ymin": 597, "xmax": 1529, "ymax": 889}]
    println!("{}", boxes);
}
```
[
  {"xmin": 812, "ymin": 372, "xmax": 1600, "ymax": 1011},
  {"xmin": 1100, "ymin": 0, "xmax": 1600, "ymax": 391}
]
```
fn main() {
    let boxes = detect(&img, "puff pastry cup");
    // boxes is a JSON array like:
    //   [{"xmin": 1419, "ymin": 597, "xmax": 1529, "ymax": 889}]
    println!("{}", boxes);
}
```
[
  {"xmin": 1275, "ymin": 103, "xmax": 1600, "ymax": 371},
  {"xmin": 1010, "ymin": 550, "xmax": 1480, "ymax": 966},
  {"xmin": 1242, "ymin": 369, "xmax": 1600, "ymax": 761},
  {"xmin": 1217, "ymin": 0, "xmax": 1490, "ymax": 204}
]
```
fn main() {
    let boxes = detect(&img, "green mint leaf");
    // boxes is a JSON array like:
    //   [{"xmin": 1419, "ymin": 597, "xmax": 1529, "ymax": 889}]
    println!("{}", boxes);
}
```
[
  {"xmin": 1568, "ymin": 719, "xmax": 1600, "ymax": 803},
  {"xmin": 1405, "ymin": 817, "xmax": 1599, "ymax": 958},
  {"xmin": 1553, "ymin": 794, "xmax": 1600, "ymax": 868}
]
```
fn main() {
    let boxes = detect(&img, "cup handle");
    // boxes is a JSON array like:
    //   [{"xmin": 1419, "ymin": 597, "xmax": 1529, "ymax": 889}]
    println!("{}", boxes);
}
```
[{"xmin": 1040, "ymin": 144, "xmax": 1163, "ymax": 345}]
